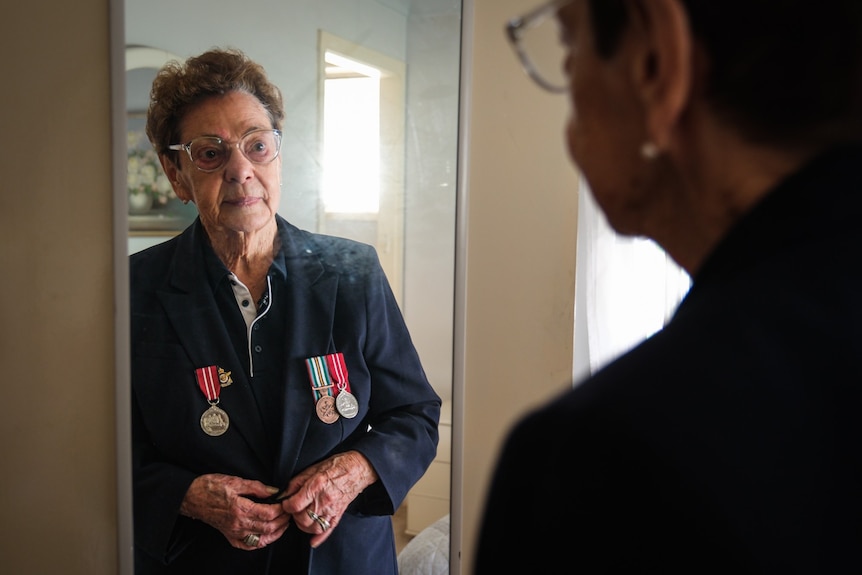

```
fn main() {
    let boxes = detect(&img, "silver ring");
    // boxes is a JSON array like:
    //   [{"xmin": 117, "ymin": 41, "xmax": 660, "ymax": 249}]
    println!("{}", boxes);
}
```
[
  {"xmin": 307, "ymin": 509, "xmax": 331, "ymax": 531},
  {"xmin": 243, "ymin": 533, "xmax": 261, "ymax": 547}
]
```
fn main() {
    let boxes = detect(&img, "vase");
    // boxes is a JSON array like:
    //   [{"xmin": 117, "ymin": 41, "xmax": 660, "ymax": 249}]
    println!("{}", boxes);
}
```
[{"xmin": 129, "ymin": 192, "xmax": 153, "ymax": 215}]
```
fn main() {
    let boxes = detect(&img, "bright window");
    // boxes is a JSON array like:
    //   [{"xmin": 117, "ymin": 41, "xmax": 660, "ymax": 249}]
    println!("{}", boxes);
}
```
[
  {"xmin": 322, "ymin": 52, "xmax": 381, "ymax": 214},
  {"xmin": 573, "ymin": 177, "xmax": 692, "ymax": 383},
  {"xmin": 317, "ymin": 31, "xmax": 406, "ymax": 304}
]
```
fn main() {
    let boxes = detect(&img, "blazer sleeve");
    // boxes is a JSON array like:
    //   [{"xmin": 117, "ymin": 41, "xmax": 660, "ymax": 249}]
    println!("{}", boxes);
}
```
[{"xmin": 324, "ymin": 240, "xmax": 442, "ymax": 515}]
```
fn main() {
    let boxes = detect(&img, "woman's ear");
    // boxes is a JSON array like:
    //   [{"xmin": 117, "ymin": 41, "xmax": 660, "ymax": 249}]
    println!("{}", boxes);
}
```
[
  {"xmin": 159, "ymin": 154, "xmax": 192, "ymax": 203},
  {"xmin": 629, "ymin": 0, "xmax": 693, "ymax": 151}
]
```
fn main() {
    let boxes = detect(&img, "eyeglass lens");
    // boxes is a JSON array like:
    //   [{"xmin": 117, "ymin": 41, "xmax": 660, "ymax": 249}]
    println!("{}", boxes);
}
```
[
  {"xmin": 187, "ymin": 130, "xmax": 281, "ymax": 172},
  {"xmin": 514, "ymin": 6, "xmax": 569, "ymax": 92}
]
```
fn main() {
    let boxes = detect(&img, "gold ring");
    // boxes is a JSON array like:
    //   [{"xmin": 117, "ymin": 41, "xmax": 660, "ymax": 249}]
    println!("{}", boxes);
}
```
[
  {"xmin": 307, "ymin": 509, "xmax": 331, "ymax": 531},
  {"xmin": 243, "ymin": 533, "xmax": 261, "ymax": 547}
]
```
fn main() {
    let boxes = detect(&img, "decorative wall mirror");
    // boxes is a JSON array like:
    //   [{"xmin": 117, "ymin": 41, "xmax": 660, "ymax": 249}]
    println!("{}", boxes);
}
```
[
  {"xmin": 118, "ymin": 0, "xmax": 461, "ymax": 572},
  {"xmin": 125, "ymin": 46, "xmax": 199, "ymax": 252}
]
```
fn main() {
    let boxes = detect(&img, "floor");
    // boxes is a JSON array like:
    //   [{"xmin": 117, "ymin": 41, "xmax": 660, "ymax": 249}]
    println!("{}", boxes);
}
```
[{"xmin": 392, "ymin": 503, "xmax": 414, "ymax": 554}]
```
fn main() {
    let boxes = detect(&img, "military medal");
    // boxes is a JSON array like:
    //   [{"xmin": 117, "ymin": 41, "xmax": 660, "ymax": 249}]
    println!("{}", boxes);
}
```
[
  {"xmin": 200, "ymin": 405, "xmax": 229, "ymax": 436},
  {"xmin": 326, "ymin": 353, "xmax": 358, "ymax": 419},
  {"xmin": 195, "ymin": 365, "xmax": 230, "ymax": 436},
  {"xmin": 306, "ymin": 352, "xmax": 358, "ymax": 423},
  {"xmin": 306, "ymin": 356, "xmax": 339, "ymax": 424},
  {"xmin": 335, "ymin": 386, "xmax": 359, "ymax": 419},
  {"xmin": 316, "ymin": 395, "xmax": 339, "ymax": 424}
]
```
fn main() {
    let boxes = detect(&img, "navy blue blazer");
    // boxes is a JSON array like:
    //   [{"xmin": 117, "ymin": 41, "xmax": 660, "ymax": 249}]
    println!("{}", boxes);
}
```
[
  {"xmin": 475, "ymin": 145, "xmax": 862, "ymax": 573},
  {"xmin": 131, "ymin": 216, "xmax": 440, "ymax": 574}
]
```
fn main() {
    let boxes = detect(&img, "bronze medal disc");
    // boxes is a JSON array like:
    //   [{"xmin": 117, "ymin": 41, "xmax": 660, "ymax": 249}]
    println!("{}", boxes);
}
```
[
  {"xmin": 201, "ymin": 405, "xmax": 230, "ymax": 436},
  {"xmin": 335, "ymin": 390, "xmax": 359, "ymax": 419},
  {"xmin": 316, "ymin": 395, "xmax": 339, "ymax": 424}
]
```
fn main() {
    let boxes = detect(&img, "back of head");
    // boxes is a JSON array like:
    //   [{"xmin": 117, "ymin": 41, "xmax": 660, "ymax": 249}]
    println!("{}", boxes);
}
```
[
  {"xmin": 146, "ymin": 48, "xmax": 285, "ymax": 162},
  {"xmin": 588, "ymin": 0, "xmax": 862, "ymax": 151}
]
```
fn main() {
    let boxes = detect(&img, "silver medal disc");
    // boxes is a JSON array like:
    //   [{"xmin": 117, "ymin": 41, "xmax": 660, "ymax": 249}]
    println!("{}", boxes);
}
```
[
  {"xmin": 200, "ymin": 405, "xmax": 230, "ymax": 436},
  {"xmin": 335, "ymin": 390, "xmax": 359, "ymax": 418}
]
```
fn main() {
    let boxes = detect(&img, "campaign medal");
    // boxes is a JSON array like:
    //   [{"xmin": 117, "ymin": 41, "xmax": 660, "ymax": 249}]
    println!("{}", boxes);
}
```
[
  {"xmin": 200, "ymin": 405, "xmax": 230, "ymax": 436},
  {"xmin": 326, "ymin": 352, "xmax": 358, "ymax": 419},
  {"xmin": 316, "ymin": 395, "xmax": 339, "ymax": 424},
  {"xmin": 335, "ymin": 387, "xmax": 359, "ymax": 419},
  {"xmin": 306, "ymin": 356, "xmax": 339, "ymax": 424},
  {"xmin": 195, "ymin": 365, "xmax": 230, "ymax": 436}
]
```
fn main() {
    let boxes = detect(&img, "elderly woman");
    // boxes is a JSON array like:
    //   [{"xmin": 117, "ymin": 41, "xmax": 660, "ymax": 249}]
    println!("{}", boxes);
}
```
[
  {"xmin": 130, "ymin": 48, "xmax": 440, "ymax": 575},
  {"xmin": 477, "ymin": 0, "xmax": 862, "ymax": 573}
]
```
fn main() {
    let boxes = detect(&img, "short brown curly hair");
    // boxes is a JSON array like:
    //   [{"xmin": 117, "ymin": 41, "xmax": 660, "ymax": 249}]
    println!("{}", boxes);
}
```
[{"xmin": 145, "ymin": 48, "xmax": 285, "ymax": 165}]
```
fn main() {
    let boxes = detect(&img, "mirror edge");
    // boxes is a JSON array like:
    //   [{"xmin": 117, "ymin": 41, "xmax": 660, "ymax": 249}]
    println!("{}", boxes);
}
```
[
  {"xmin": 113, "ymin": 6, "xmax": 465, "ymax": 573},
  {"xmin": 450, "ymin": 0, "xmax": 473, "ymax": 573},
  {"xmin": 111, "ymin": 0, "xmax": 134, "ymax": 572}
]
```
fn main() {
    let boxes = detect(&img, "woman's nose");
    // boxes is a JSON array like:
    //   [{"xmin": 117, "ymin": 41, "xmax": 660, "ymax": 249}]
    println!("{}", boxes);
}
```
[{"xmin": 222, "ymin": 145, "xmax": 255, "ymax": 182}]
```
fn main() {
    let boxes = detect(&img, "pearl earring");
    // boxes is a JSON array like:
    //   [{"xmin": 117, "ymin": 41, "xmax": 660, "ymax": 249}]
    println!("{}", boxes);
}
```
[{"xmin": 640, "ymin": 141, "xmax": 659, "ymax": 160}]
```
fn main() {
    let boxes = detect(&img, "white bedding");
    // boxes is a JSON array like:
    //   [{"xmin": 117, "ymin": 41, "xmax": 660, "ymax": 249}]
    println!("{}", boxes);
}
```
[{"xmin": 397, "ymin": 514, "xmax": 450, "ymax": 575}]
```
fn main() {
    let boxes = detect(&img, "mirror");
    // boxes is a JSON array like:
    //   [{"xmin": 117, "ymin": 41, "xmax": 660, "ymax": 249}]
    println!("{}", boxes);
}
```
[{"xmin": 120, "ymin": 0, "xmax": 461, "ymax": 571}]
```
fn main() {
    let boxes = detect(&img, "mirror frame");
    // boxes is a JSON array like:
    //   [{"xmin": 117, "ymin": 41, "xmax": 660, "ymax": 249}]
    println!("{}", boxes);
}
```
[
  {"xmin": 110, "ymin": 0, "xmax": 134, "ymax": 572},
  {"xmin": 111, "ymin": 1, "xmax": 471, "ymax": 573}
]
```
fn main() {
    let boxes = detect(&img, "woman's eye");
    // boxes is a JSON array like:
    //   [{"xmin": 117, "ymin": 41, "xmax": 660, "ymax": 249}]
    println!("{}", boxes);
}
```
[{"xmin": 196, "ymin": 146, "xmax": 223, "ymax": 160}]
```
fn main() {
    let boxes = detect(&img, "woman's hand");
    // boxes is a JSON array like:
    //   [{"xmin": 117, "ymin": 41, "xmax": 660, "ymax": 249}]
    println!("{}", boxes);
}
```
[
  {"xmin": 278, "ymin": 450, "xmax": 379, "ymax": 548},
  {"xmin": 180, "ymin": 473, "xmax": 291, "ymax": 550}
]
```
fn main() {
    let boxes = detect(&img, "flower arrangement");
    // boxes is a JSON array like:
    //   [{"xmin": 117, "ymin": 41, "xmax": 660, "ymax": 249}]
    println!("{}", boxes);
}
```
[{"xmin": 127, "ymin": 130, "xmax": 176, "ymax": 208}]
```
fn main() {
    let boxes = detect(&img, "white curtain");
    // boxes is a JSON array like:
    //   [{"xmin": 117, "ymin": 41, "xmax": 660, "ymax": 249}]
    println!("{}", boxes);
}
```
[{"xmin": 573, "ymin": 177, "xmax": 691, "ymax": 385}]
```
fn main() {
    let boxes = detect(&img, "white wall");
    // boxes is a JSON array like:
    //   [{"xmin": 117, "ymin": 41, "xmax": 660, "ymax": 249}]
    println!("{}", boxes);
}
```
[{"xmin": 403, "ymin": 2, "xmax": 461, "ymax": 407}]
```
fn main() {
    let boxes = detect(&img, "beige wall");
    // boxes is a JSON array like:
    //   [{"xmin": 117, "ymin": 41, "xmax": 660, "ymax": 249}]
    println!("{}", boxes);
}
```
[
  {"xmin": 0, "ymin": 0, "xmax": 578, "ymax": 573},
  {"xmin": 0, "ymin": 0, "xmax": 122, "ymax": 574},
  {"xmin": 455, "ymin": 1, "xmax": 578, "ymax": 572}
]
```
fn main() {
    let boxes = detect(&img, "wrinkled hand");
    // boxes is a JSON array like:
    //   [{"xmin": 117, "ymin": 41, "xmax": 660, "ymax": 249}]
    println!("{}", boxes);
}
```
[
  {"xmin": 278, "ymin": 450, "xmax": 378, "ymax": 548},
  {"xmin": 180, "ymin": 473, "xmax": 291, "ymax": 550}
]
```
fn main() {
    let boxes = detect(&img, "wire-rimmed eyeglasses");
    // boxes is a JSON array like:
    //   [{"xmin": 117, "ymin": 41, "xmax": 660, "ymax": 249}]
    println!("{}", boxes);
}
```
[
  {"xmin": 168, "ymin": 128, "xmax": 283, "ymax": 173},
  {"xmin": 506, "ymin": 0, "xmax": 573, "ymax": 93}
]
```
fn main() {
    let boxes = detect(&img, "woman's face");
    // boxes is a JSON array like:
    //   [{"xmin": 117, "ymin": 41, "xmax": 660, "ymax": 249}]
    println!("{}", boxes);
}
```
[
  {"xmin": 163, "ymin": 91, "xmax": 282, "ymax": 237},
  {"xmin": 558, "ymin": 0, "xmax": 656, "ymax": 236}
]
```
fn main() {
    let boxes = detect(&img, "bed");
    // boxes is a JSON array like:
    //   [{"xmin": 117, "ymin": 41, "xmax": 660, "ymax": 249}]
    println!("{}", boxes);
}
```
[{"xmin": 396, "ymin": 514, "xmax": 450, "ymax": 575}]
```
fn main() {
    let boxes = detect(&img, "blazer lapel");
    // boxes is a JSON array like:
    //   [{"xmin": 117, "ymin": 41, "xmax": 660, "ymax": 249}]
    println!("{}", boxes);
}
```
[
  {"xmin": 158, "ymin": 225, "xmax": 273, "ymax": 469},
  {"xmin": 273, "ymin": 223, "xmax": 340, "ymax": 482}
]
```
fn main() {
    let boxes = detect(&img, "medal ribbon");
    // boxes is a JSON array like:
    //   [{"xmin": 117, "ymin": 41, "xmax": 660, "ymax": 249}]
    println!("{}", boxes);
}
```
[
  {"xmin": 305, "ymin": 356, "xmax": 335, "ymax": 401},
  {"xmin": 324, "ymin": 352, "xmax": 351, "ymax": 394},
  {"xmin": 195, "ymin": 365, "xmax": 221, "ymax": 405}
]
